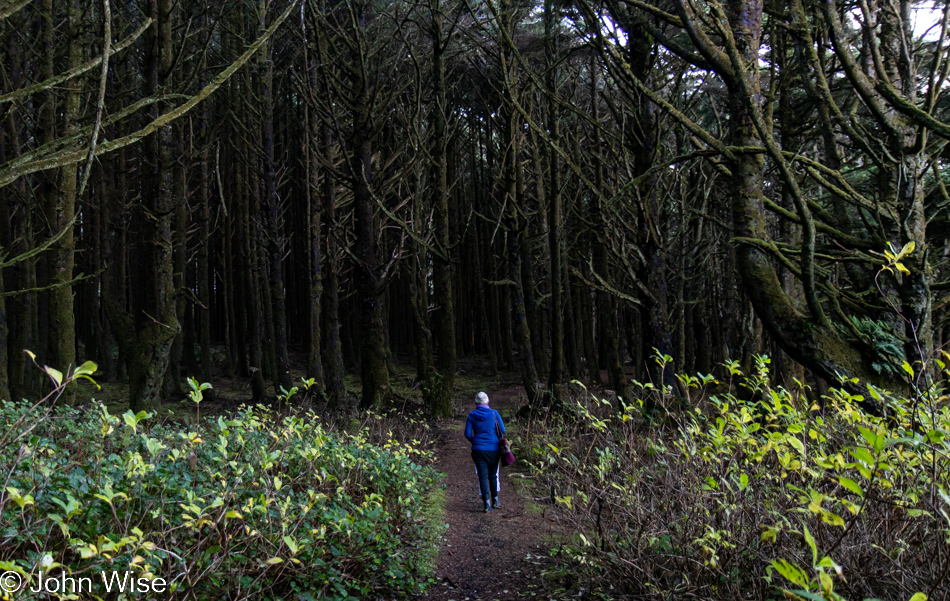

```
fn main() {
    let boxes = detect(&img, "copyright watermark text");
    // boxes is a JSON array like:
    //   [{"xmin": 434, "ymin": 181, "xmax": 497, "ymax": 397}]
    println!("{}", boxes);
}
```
[
  {"xmin": 1, "ymin": 570, "xmax": 167, "ymax": 596},
  {"xmin": 0, "ymin": 570, "xmax": 22, "ymax": 595}
]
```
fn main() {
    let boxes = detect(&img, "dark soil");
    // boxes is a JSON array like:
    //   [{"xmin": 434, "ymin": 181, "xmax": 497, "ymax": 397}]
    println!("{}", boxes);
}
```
[{"xmin": 419, "ymin": 386, "xmax": 558, "ymax": 601}]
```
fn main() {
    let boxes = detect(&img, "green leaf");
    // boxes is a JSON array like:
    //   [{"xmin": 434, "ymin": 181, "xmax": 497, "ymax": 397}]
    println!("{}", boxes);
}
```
[
  {"xmin": 803, "ymin": 524, "xmax": 817, "ymax": 565},
  {"xmin": 908, "ymin": 593, "xmax": 928, "ymax": 601},
  {"xmin": 770, "ymin": 559, "xmax": 805, "ymax": 586},
  {"xmin": 44, "ymin": 365, "xmax": 63, "ymax": 386},
  {"xmin": 820, "ymin": 512, "xmax": 845, "ymax": 527},
  {"xmin": 850, "ymin": 447, "xmax": 875, "ymax": 465},
  {"xmin": 859, "ymin": 426, "xmax": 885, "ymax": 453},
  {"xmin": 74, "ymin": 374, "xmax": 101, "ymax": 389},
  {"xmin": 818, "ymin": 571, "xmax": 834, "ymax": 594},
  {"xmin": 123, "ymin": 411, "xmax": 138, "ymax": 433},
  {"xmin": 902, "ymin": 361, "xmax": 915, "ymax": 378},
  {"xmin": 265, "ymin": 557, "xmax": 283, "ymax": 565},
  {"xmin": 74, "ymin": 360, "xmax": 98, "ymax": 376},
  {"xmin": 787, "ymin": 436, "xmax": 805, "ymax": 455},
  {"xmin": 838, "ymin": 477, "xmax": 864, "ymax": 498}
]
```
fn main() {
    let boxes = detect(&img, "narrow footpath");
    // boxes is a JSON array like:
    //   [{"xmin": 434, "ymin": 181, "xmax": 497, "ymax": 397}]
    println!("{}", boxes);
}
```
[{"xmin": 420, "ymin": 386, "xmax": 557, "ymax": 601}]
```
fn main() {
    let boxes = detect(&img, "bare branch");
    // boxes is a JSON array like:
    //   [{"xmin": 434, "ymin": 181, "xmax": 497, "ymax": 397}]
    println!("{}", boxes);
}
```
[
  {"xmin": 0, "ymin": 18, "xmax": 151, "ymax": 105},
  {"xmin": 78, "ymin": 0, "xmax": 112, "ymax": 199},
  {"xmin": 0, "ymin": 0, "xmax": 299, "ymax": 190}
]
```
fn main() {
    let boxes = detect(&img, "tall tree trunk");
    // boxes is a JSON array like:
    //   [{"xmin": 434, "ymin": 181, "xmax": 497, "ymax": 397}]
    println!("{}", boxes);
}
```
[
  {"xmin": 197, "ymin": 116, "xmax": 215, "ymax": 392},
  {"xmin": 44, "ymin": 0, "xmax": 80, "ymax": 402},
  {"xmin": 243, "ymin": 181, "xmax": 266, "ymax": 403},
  {"xmin": 625, "ymin": 20, "xmax": 674, "ymax": 391},
  {"xmin": 472, "ymin": 217, "xmax": 498, "ymax": 375},
  {"xmin": 518, "ymin": 137, "xmax": 544, "ymax": 379},
  {"xmin": 590, "ymin": 63, "xmax": 632, "ymax": 405},
  {"xmin": 4, "ymin": 85, "xmax": 35, "ymax": 397},
  {"xmin": 305, "ymin": 125, "xmax": 326, "ymax": 392},
  {"xmin": 132, "ymin": 0, "xmax": 178, "ymax": 411},
  {"xmin": 544, "ymin": 0, "xmax": 565, "ymax": 401},
  {"xmin": 429, "ymin": 0, "xmax": 457, "ymax": 417},
  {"xmin": 0, "ymin": 126, "xmax": 9, "ymax": 402},
  {"xmin": 321, "ymin": 124, "xmax": 345, "ymax": 407},
  {"xmin": 164, "ymin": 121, "xmax": 187, "ymax": 398},
  {"xmin": 260, "ymin": 5, "xmax": 292, "ymax": 393},
  {"xmin": 503, "ymin": 102, "xmax": 540, "ymax": 401},
  {"xmin": 878, "ymin": 2, "xmax": 932, "ymax": 371},
  {"xmin": 353, "ymin": 99, "xmax": 391, "ymax": 409},
  {"xmin": 303, "ymin": 32, "xmax": 325, "ymax": 394}
]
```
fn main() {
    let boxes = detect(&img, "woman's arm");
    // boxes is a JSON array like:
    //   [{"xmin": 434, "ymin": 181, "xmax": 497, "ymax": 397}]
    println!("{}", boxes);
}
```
[{"xmin": 464, "ymin": 416, "xmax": 474, "ymax": 442}]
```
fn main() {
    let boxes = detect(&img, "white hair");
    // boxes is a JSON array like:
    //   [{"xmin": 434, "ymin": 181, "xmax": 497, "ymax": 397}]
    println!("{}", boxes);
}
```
[{"xmin": 476, "ymin": 391, "xmax": 490, "ymax": 405}]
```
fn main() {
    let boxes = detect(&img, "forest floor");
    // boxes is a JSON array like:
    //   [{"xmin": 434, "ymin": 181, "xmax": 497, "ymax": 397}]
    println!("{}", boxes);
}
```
[{"xmin": 418, "ymin": 384, "xmax": 565, "ymax": 601}]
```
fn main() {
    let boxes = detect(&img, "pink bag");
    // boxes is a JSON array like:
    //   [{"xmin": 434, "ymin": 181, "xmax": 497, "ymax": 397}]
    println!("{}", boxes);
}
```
[
  {"xmin": 500, "ymin": 439, "xmax": 515, "ymax": 466},
  {"xmin": 495, "ymin": 413, "xmax": 515, "ymax": 466}
]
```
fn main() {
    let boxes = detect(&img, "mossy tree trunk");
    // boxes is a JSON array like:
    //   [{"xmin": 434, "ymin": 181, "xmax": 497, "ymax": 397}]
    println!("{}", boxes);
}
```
[
  {"xmin": 321, "ymin": 123, "xmax": 346, "ymax": 407},
  {"xmin": 410, "ymin": 159, "xmax": 435, "ymax": 406},
  {"xmin": 352, "ymin": 100, "xmax": 391, "ymax": 409},
  {"xmin": 127, "ymin": 0, "xmax": 178, "ymax": 412},
  {"xmin": 43, "ymin": 0, "xmax": 80, "ymax": 404},
  {"xmin": 619, "ymin": 15, "xmax": 675, "ymax": 391},
  {"xmin": 589, "ymin": 63, "xmax": 632, "ymax": 405}
]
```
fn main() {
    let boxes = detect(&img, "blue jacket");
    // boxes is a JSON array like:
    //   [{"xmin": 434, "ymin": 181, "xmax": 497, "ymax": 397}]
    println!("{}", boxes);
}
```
[{"xmin": 465, "ymin": 405, "xmax": 505, "ymax": 451}]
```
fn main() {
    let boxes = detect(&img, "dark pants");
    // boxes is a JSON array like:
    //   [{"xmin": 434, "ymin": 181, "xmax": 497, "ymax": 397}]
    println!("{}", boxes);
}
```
[{"xmin": 472, "ymin": 449, "xmax": 501, "ymax": 502}]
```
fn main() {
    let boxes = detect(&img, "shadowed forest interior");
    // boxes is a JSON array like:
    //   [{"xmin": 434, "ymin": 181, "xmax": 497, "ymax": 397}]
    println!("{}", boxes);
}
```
[{"xmin": 4, "ymin": 0, "xmax": 949, "ymax": 414}]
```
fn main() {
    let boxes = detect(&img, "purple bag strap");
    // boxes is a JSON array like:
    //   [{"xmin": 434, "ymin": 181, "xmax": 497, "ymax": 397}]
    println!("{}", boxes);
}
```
[{"xmin": 494, "ymin": 411, "xmax": 503, "ymax": 440}]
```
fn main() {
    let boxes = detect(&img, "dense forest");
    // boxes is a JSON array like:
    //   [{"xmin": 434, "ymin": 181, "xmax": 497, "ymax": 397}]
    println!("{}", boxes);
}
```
[
  {"xmin": 4, "ymin": 1, "xmax": 950, "ymax": 600},
  {"xmin": 3, "ymin": 0, "xmax": 948, "ymax": 415}
]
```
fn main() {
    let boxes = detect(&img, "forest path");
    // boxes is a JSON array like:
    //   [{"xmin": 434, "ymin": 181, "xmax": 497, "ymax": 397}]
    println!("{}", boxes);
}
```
[{"xmin": 418, "ymin": 386, "xmax": 557, "ymax": 600}]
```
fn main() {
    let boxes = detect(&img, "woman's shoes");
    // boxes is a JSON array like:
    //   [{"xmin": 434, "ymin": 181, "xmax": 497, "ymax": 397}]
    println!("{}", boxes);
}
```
[
  {"xmin": 484, "ymin": 501, "xmax": 493, "ymax": 513},
  {"xmin": 492, "ymin": 497, "xmax": 501, "ymax": 509}
]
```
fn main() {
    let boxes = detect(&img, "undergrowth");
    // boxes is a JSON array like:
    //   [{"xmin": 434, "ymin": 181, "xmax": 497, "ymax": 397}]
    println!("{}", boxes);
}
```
[
  {"xmin": 0, "ymin": 364, "xmax": 440, "ymax": 600},
  {"xmin": 524, "ymin": 354, "xmax": 950, "ymax": 601}
]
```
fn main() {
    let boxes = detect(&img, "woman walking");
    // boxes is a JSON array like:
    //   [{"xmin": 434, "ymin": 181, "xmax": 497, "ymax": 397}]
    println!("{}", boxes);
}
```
[{"xmin": 464, "ymin": 391, "xmax": 505, "ymax": 512}]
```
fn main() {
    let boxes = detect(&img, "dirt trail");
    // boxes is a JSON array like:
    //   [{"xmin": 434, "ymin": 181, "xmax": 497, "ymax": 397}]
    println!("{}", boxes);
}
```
[{"xmin": 419, "ymin": 386, "xmax": 556, "ymax": 600}]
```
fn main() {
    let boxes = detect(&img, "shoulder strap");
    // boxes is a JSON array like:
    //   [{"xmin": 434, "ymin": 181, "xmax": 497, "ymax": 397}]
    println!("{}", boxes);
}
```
[{"xmin": 494, "ymin": 411, "xmax": 503, "ymax": 439}]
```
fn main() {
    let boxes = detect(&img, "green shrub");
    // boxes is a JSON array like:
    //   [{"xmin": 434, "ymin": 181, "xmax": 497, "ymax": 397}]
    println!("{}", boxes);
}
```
[
  {"xmin": 0, "ymin": 385, "xmax": 439, "ymax": 600},
  {"xmin": 525, "ymin": 354, "xmax": 949, "ymax": 601}
]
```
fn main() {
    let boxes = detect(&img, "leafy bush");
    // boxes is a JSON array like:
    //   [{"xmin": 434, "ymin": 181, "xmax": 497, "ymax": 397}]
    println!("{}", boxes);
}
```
[
  {"xmin": 0, "ymin": 377, "xmax": 439, "ymax": 600},
  {"xmin": 526, "ymin": 354, "xmax": 949, "ymax": 601}
]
